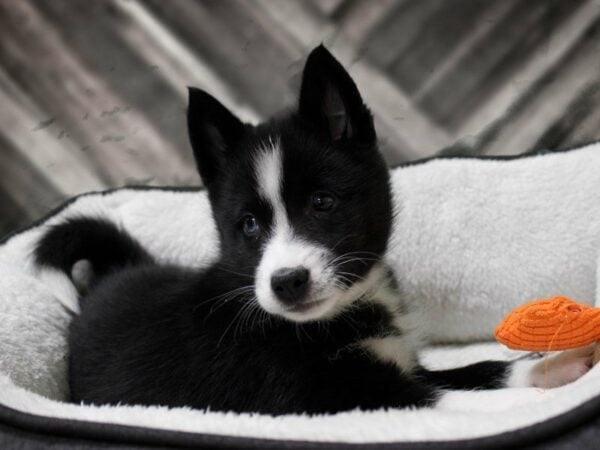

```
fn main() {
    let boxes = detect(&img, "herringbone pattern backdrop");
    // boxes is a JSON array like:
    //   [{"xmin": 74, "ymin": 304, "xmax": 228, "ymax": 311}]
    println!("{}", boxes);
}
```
[{"xmin": 1, "ymin": 0, "xmax": 600, "ymax": 236}]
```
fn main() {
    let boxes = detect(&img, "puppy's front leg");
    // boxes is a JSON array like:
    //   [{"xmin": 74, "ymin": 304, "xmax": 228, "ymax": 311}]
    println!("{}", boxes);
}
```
[
  {"xmin": 417, "ymin": 360, "xmax": 511, "ymax": 390},
  {"xmin": 419, "ymin": 344, "xmax": 595, "ymax": 391}
]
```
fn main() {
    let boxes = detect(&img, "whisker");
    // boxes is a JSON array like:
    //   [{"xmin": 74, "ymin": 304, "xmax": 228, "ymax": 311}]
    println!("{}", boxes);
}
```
[
  {"xmin": 217, "ymin": 304, "xmax": 247, "ymax": 348},
  {"xmin": 330, "ymin": 234, "xmax": 359, "ymax": 252},
  {"xmin": 332, "ymin": 280, "xmax": 350, "ymax": 290},
  {"xmin": 196, "ymin": 285, "xmax": 254, "ymax": 307},
  {"xmin": 214, "ymin": 266, "xmax": 255, "ymax": 280},
  {"xmin": 325, "ymin": 251, "xmax": 380, "ymax": 272},
  {"xmin": 234, "ymin": 301, "xmax": 255, "ymax": 340},
  {"xmin": 199, "ymin": 285, "xmax": 255, "ymax": 317}
]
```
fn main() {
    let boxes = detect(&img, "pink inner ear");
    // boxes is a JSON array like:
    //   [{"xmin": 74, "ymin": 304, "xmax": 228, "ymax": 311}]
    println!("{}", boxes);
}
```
[{"xmin": 324, "ymin": 84, "xmax": 348, "ymax": 141}]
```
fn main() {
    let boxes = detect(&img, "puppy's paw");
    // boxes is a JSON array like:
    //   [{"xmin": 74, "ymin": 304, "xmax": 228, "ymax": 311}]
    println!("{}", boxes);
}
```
[
  {"xmin": 507, "ymin": 345, "xmax": 594, "ymax": 389},
  {"xmin": 71, "ymin": 259, "xmax": 94, "ymax": 295},
  {"xmin": 529, "ymin": 345, "xmax": 594, "ymax": 388}
]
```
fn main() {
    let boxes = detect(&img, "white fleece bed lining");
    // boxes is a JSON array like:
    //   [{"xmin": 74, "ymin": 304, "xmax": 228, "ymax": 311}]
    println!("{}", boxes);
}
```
[
  {"xmin": 0, "ymin": 147, "xmax": 599, "ymax": 444},
  {"xmin": 1, "ymin": 348, "xmax": 600, "ymax": 444}
]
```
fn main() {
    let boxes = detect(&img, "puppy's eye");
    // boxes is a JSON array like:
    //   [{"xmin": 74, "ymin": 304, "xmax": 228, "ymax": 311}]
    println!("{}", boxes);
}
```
[
  {"xmin": 311, "ymin": 192, "xmax": 335, "ymax": 212},
  {"xmin": 241, "ymin": 214, "xmax": 260, "ymax": 237}
]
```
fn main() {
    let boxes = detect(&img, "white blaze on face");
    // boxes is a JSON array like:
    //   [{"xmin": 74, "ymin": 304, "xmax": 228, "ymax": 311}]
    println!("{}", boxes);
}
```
[{"xmin": 253, "ymin": 138, "xmax": 337, "ymax": 322}]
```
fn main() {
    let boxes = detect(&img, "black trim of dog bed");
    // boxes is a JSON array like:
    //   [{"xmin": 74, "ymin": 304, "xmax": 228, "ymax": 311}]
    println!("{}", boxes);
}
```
[
  {"xmin": 1, "ymin": 143, "xmax": 599, "ymax": 448},
  {"xmin": 1, "ymin": 392, "xmax": 600, "ymax": 449}
]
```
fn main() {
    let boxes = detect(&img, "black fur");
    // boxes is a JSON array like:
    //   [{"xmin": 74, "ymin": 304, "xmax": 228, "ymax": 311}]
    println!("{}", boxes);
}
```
[
  {"xmin": 67, "ymin": 261, "xmax": 440, "ymax": 413},
  {"xmin": 35, "ymin": 45, "xmax": 512, "ymax": 415},
  {"xmin": 36, "ymin": 217, "xmax": 151, "ymax": 281}
]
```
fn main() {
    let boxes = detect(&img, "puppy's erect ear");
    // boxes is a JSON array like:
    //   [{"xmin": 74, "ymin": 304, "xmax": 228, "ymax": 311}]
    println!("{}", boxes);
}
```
[
  {"xmin": 187, "ymin": 87, "xmax": 245, "ymax": 187},
  {"xmin": 298, "ymin": 45, "xmax": 375, "ymax": 145}
]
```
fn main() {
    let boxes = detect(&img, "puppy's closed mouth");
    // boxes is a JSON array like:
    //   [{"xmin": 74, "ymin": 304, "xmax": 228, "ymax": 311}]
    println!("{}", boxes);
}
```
[{"xmin": 285, "ymin": 299, "xmax": 326, "ymax": 313}]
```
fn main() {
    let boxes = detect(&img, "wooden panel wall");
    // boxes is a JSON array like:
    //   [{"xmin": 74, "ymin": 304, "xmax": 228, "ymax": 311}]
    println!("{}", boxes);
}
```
[{"xmin": 1, "ymin": 0, "xmax": 599, "ymax": 236}]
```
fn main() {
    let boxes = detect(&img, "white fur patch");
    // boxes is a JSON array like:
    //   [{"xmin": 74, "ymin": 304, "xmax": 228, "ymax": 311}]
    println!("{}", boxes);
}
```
[
  {"xmin": 255, "ymin": 231, "xmax": 337, "ymax": 321},
  {"xmin": 254, "ymin": 137, "xmax": 286, "ymax": 227},
  {"xmin": 253, "ymin": 138, "xmax": 337, "ymax": 321},
  {"xmin": 505, "ymin": 359, "xmax": 537, "ymax": 388},
  {"xmin": 362, "ymin": 336, "xmax": 417, "ymax": 372},
  {"xmin": 359, "ymin": 271, "xmax": 426, "ymax": 372},
  {"xmin": 71, "ymin": 259, "xmax": 94, "ymax": 293}
]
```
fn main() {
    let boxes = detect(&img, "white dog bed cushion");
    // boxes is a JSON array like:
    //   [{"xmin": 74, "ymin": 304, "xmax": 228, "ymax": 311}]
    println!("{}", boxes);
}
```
[{"xmin": 0, "ymin": 145, "xmax": 599, "ymax": 449}]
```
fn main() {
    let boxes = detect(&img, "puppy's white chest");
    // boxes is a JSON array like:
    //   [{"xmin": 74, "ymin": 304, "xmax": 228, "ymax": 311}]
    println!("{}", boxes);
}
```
[
  {"xmin": 359, "ymin": 280, "xmax": 424, "ymax": 372},
  {"xmin": 361, "ymin": 334, "xmax": 418, "ymax": 372}
]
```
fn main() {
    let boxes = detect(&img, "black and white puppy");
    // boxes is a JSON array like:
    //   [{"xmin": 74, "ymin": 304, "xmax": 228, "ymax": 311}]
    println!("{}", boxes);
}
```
[{"xmin": 36, "ymin": 45, "xmax": 592, "ymax": 415}]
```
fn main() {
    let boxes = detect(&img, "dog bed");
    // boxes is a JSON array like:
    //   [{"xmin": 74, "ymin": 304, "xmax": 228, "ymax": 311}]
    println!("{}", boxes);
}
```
[{"xmin": 0, "ymin": 145, "xmax": 599, "ymax": 449}]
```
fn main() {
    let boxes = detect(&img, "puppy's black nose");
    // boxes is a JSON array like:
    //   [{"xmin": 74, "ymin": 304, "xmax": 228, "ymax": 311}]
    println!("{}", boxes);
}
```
[{"xmin": 271, "ymin": 267, "xmax": 310, "ymax": 304}]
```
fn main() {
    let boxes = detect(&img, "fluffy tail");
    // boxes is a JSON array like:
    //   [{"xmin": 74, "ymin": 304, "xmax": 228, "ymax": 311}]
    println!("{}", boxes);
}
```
[{"xmin": 35, "ymin": 217, "xmax": 152, "ymax": 282}]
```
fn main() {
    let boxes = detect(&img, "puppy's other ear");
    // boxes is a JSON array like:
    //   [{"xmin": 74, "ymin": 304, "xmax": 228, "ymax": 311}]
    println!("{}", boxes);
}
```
[
  {"xmin": 187, "ymin": 87, "xmax": 245, "ymax": 187},
  {"xmin": 298, "ymin": 45, "xmax": 375, "ymax": 145}
]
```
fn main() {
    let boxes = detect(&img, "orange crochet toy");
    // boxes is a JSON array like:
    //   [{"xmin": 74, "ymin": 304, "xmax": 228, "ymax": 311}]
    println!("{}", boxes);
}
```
[{"xmin": 495, "ymin": 296, "xmax": 600, "ymax": 354}]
